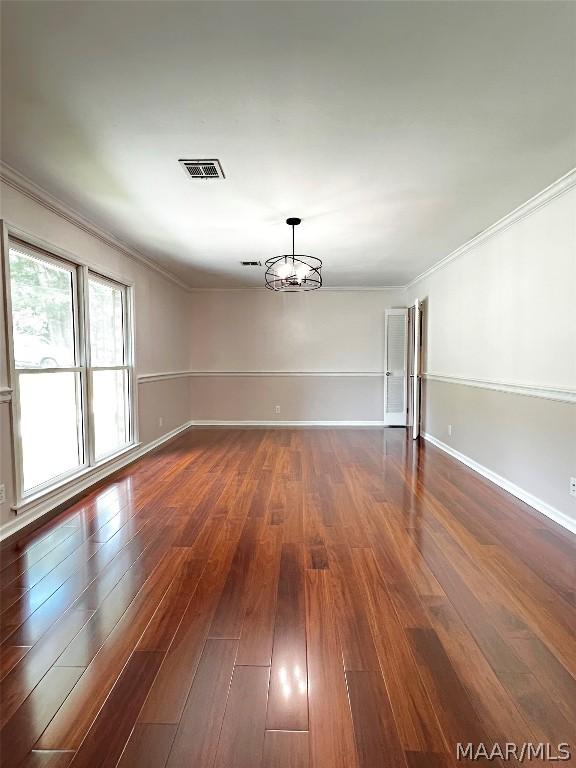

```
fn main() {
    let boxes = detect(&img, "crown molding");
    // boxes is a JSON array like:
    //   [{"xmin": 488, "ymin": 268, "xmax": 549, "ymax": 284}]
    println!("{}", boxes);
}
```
[
  {"xmin": 406, "ymin": 166, "xmax": 576, "ymax": 290},
  {"xmin": 423, "ymin": 373, "xmax": 576, "ymax": 404},
  {"xmin": 187, "ymin": 286, "xmax": 403, "ymax": 292},
  {"xmin": 3, "ymin": 162, "xmax": 574, "ymax": 295},
  {"xmin": 0, "ymin": 163, "xmax": 192, "ymax": 292},
  {"xmin": 0, "ymin": 164, "xmax": 401, "ymax": 293},
  {"xmin": 307, "ymin": 286, "xmax": 403, "ymax": 292}
]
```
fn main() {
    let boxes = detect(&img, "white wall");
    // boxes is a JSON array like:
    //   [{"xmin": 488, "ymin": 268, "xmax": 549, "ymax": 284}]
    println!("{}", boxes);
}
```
[
  {"xmin": 0, "ymin": 179, "xmax": 192, "ymax": 530},
  {"xmin": 408, "ymin": 187, "xmax": 576, "ymax": 389},
  {"xmin": 408, "ymin": 179, "xmax": 576, "ymax": 527}
]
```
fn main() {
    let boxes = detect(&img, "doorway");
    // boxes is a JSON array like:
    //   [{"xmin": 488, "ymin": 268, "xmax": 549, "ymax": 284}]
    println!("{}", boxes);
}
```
[{"xmin": 383, "ymin": 302, "xmax": 422, "ymax": 434}]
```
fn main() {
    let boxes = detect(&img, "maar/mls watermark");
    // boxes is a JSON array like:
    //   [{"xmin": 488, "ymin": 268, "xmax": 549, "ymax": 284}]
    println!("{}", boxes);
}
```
[{"xmin": 456, "ymin": 743, "xmax": 572, "ymax": 762}]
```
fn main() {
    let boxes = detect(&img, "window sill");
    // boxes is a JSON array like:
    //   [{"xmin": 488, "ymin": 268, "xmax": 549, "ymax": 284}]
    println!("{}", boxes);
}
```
[{"xmin": 12, "ymin": 442, "xmax": 142, "ymax": 514}]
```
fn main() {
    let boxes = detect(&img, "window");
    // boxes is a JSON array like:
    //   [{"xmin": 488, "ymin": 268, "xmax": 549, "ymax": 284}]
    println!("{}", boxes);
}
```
[
  {"xmin": 88, "ymin": 277, "xmax": 131, "ymax": 460},
  {"xmin": 6, "ymin": 239, "xmax": 135, "ymax": 501}
]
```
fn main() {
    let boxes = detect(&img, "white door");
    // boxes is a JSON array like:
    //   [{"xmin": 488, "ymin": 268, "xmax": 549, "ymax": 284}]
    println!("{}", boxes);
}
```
[
  {"xmin": 384, "ymin": 308, "xmax": 408, "ymax": 426},
  {"xmin": 412, "ymin": 299, "xmax": 421, "ymax": 439}
]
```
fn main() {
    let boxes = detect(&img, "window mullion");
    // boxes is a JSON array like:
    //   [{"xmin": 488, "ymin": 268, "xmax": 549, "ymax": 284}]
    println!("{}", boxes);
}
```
[
  {"xmin": 125, "ymin": 285, "xmax": 136, "ymax": 444},
  {"xmin": 64, "ymin": 258, "xmax": 84, "ymax": 471},
  {"xmin": 79, "ymin": 264, "xmax": 95, "ymax": 468}
]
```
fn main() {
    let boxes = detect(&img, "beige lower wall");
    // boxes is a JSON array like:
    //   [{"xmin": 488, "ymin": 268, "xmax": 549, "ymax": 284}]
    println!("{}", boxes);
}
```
[
  {"xmin": 137, "ymin": 378, "xmax": 192, "ymax": 444},
  {"xmin": 422, "ymin": 378, "xmax": 576, "ymax": 524},
  {"xmin": 189, "ymin": 374, "xmax": 384, "ymax": 422}
]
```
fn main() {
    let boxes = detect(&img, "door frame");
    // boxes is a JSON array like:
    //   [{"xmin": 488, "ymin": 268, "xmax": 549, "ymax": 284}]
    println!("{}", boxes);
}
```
[{"xmin": 411, "ymin": 298, "xmax": 421, "ymax": 439}]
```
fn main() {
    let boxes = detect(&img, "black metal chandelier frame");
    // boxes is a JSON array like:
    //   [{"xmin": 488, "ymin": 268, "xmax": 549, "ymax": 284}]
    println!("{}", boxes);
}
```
[{"xmin": 265, "ymin": 218, "xmax": 322, "ymax": 291}]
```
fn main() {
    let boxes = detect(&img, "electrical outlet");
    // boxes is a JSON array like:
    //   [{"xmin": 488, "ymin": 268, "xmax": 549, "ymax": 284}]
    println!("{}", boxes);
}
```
[
  {"xmin": 570, "ymin": 477, "xmax": 576, "ymax": 498},
  {"xmin": 274, "ymin": 405, "xmax": 281, "ymax": 414},
  {"xmin": 448, "ymin": 424, "xmax": 453, "ymax": 437},
  {"xmin": 0, "ymin": 484, "xmax": 5, "ymax": 504},
  {"xmin": 158, "ymin": 417, "xmax": 163, "ymax": 428}
]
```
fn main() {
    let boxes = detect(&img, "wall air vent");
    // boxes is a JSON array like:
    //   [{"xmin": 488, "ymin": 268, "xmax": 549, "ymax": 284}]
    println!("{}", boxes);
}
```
[
  {"xmin": 241, "ymin": 261, "xmax": 262, "ymax": 266},
  {"xmin": 179, "ymin": 159, "xmax": 225, "ymax": 179}
]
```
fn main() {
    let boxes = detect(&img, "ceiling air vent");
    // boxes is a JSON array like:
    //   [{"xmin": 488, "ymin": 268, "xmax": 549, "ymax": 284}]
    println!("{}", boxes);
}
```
[
  {"xmin": 179, "ymin": 159, "xmax": 225, "ymax": 179},
  {"xmin": 241, "ymin": 261, "xmax": 262, "ymax": 266}
]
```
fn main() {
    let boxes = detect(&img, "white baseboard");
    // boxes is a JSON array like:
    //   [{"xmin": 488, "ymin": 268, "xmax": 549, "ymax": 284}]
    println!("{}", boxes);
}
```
[
  {"xmin": 0, "ymin": 420, "xmax": 195, "ymax": 542},
  {"xmin": 422, "ymin": 432, "xmax": 576, "ymax": 536},
  {"xmin": 189, "ymin": 419, "xmax": 387, "ymax": 427}
]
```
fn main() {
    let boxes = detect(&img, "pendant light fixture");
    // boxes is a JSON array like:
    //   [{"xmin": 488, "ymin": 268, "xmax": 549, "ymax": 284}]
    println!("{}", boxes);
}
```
[{"xmin": 265, "ymin": 218, "xmax": 322, "ymax": 291}]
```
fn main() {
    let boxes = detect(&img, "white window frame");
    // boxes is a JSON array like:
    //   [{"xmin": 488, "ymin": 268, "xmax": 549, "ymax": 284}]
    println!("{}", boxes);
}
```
[
  {"xmin": 86, "ymin": 271, "xmax": 134, "ymax": 464},
  {"xmin": 1, "ymin": 221, "xmax": 138, "ymax": 511}
]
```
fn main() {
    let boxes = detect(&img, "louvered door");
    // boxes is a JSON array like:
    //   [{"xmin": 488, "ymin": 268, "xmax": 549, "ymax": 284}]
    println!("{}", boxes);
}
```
[{"xmin": 384, "ymin": 308, "xmax": 408, "ymax": 426}]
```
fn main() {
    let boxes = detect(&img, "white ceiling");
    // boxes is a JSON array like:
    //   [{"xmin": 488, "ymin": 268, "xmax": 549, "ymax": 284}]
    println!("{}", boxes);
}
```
[{"xmin": 1, "ymin": 1, "xmax": 575, "ymax": 288}]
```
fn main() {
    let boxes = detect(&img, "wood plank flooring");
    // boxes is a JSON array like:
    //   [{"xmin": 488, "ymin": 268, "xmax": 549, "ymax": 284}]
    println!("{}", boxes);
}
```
[{"xmin": 1, "ymin": 427, "xmax": 575, "ymax": 767}]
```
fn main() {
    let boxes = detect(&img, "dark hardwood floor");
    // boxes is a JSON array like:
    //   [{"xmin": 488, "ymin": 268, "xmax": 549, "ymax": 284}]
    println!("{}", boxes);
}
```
[{"xmin": 1, "ymin": 427, "xmax": 575, "ymax": 767}]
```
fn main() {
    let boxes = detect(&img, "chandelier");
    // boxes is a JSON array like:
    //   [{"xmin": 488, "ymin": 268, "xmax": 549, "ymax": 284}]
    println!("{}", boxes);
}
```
[{"xmin": 265, "ymin": 218, "xmax": 322, "ymax": 291}]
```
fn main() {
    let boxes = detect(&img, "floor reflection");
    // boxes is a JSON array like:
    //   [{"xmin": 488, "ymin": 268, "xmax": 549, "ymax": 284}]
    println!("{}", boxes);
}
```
[{"xmin": 278, "ymin": 664, "xmax": 307, "ymax": 700}]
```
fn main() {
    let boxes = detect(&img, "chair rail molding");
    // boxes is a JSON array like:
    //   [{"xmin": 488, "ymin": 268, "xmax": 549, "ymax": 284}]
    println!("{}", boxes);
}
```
[
  {"xmin": 138, "ymin": 370, "xmax": 385, "ymax": 382},
  {"xmin": 0, "ymin": 387, "xmax": 12, "ymax": 403},
  {"xmin": 190, "ymin": 419, "xmax": 386, "ymax": 427},
  {"xmin": 423, "ymin": 373, "xmax": 576, "ymax": 404}
]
